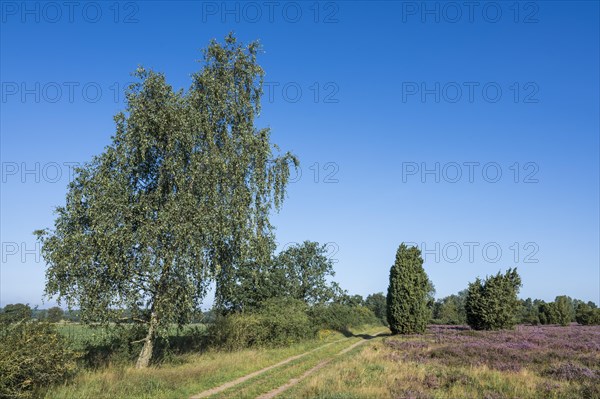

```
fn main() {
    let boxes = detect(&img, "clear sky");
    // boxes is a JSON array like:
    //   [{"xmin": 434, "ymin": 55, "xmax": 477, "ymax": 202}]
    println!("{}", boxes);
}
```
[{"xmin": 1, "ymin": 1, "xmax": 599, "ymax": 308}]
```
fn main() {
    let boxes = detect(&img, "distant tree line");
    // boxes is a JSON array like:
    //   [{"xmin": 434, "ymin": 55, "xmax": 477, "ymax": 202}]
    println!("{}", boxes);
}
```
[
  {"xmin": 0, "ymin": 304, "xmax": 81, "ymax": 324},
  {"xmin": 432, "ymin": 290, "xmax": 599, "ymax": 327}
]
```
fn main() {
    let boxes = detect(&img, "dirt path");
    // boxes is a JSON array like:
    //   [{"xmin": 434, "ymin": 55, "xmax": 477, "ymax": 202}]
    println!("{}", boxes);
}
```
[
  {"xmin": 189, "ymin": 338, "xmax": 346, "ymax": 399},
  {"xmin": 256, "ymin": 332, "xmax": 384, "ymax": 399}
]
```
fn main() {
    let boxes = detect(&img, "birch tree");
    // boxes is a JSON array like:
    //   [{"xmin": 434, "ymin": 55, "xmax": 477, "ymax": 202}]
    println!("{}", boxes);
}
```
[{"xmin": 35, "ymin": 34, "xmax": 297, "ymax": 368}]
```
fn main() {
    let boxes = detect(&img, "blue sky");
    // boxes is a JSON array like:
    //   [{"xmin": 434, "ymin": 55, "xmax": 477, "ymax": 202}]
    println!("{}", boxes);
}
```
[{"xmin": 1, "ymin": 1, "xmax": 599, "ymax": 308}]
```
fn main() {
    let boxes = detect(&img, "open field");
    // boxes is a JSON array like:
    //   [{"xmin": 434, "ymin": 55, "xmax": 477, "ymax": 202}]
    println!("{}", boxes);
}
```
[
  {"xmin": 56, "ymin": 323, "xmax": 208, "ymax": 350},
  {"xmin": 284, "ymin": 324, "xmax": 600, "ymax": 399}
]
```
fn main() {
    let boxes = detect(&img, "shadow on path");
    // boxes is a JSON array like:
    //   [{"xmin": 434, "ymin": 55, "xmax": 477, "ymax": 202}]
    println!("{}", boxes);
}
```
[{"xmin": 341, "ymin": 329, "xmax": 391, "ymax": 339}]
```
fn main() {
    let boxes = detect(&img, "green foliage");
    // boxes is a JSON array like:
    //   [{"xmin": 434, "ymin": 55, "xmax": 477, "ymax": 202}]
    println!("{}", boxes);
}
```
[
  {"xmin": 209, "ymin": 298, "xmax": 314, "ymax": 350},
  {"xmin": 337, "ymin": 294, "xmax": 365, "ymax": 307},
  {"xmin": 553, "ymin": 296, "xmax": 574, "ymax": 326},
  {"xmin": 0, "ymin": 322, "xmax": 79, "ymax": 398},
  {"xmin": 0, "ymin": 304, "xmax": 32, "ymax": 324},
  {"xmin": 365, "ymin": 292, "xmax": 387, "ymax": 325},
  {"xmin": 209, "ymin": 298, "xmax": 379, "ymax": 350},
  {"xmin": 465, "ymin": 268, "xmax": 522, "ymax": 330},
  {"xmin": 79, "ymin": 324, "xmax": 147, "ymax": 368},
  {"xmin": 55, "ymin": 323, "xmax": 208, "ymax": 368},
  {"xmin": 537, "ymin": 296, "xmax": 577, "ymax": 326},
  {"xmin": 538, "ymin": 301, "xmax": 559, "ymax": 325},
  {"xmin": 432, "ymin": 291, "xmax": 467, "ymax": 325},
  {"xmin": 216, "ymin": 241, "xmax": 341, "ymax": 312},
  {"xmin": 518, "ymin": 298, "xmax": 540, "ymax": 325},
  {"xmin": 254, "ymin": 298, "xmax": 315, "ymax": 345},
  {"xmin": 272, "ymin": 241, "xmax": 341, "ymax": 306},
  {"xmin": 46, "ymin": 306, "xmax": 65, "ymax": 323},
  {"xmin": 575, "ymin": 302, "xmax": 600, "ymax": 325},
  {"xmin": 309, "ymin": 303, "xmax": 380, "ymax": 332},
  {"xmin": 35, "ymin": 34, "xmax": 297, "ymax": 368},
  {"xmin": 386, "ymin": 244, "xmax": 432, "ymax": 334}
]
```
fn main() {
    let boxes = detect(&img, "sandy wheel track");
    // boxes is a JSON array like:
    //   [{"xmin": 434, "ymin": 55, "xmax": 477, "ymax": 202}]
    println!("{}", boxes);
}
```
[
  {"xmin": 189, "ymin": 338, "xmax": 346, "ymax": 399},
  {"xmin": 256, "ymin": 332, "xmax": 385, "ymax": 399}
]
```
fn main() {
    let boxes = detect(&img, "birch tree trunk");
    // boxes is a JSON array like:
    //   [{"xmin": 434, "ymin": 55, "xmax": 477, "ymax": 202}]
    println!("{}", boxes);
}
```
[{"xmin": 135, "ymin": 311, "xmax": 158, "ymax": 369}]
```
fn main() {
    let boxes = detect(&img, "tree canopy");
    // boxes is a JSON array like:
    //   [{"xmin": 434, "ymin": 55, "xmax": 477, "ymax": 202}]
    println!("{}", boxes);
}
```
[{"xmin": 217, "ymin": 240, "xmax": 342, "ymax": 312}]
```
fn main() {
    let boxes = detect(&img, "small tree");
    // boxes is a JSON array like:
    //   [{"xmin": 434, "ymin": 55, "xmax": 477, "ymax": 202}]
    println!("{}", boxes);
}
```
[
  {"xmin": 46, "ymin": 307, "xmax": 64, "ymax": 323},
  {"xmin": 365, "ymin": 292, "xmax": 387, "ymax": 324},
  {"xmin": 386, "ymin": 243, "xmax": 431, "ymax": 334},
  {"xmin": 465, "ymin": 268, "xmax": 522, "ymax": 330},
  {"xmin": 336, "ymin": 294, "xmax": 365, "ymax": 307},
  {"xmin": 273, "ymin": 241, "xmax": 341, "ymax": 306},
  {"xmin": 554, "ymin": 296, "xmax": 574, "ymax": 326}
]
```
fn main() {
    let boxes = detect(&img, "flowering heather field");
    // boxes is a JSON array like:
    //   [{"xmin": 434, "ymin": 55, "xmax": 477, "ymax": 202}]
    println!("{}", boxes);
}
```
[{"xmin": 286, "ymin": 324, "xmax": 600, "ymax": 399}]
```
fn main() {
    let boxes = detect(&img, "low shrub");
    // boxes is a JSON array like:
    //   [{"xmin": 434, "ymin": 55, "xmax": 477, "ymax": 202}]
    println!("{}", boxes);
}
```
[
  {"xmin": 256, "ymin": 298, "xmax": 316, "ymax": 345},
  {"xmin": 309, "ymin": 303, "xmax": 380, "ymax": 333},
  {"xmin": 0, "ymin": 321, "xmax": 79, "ymax": 399},
  {"xmin": 209, "ymin": 298, "xmax": 315, "ymax": 350},
  {"xmin": 209, "ymin": 312, "xmax": 264, "ymax": 350}
]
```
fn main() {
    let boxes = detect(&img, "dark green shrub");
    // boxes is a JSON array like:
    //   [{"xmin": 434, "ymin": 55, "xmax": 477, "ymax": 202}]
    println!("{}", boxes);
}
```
[
  {"xmin": 0, "ymin": 321, "xmax": 79, "ymax": 398},
  {"xmin": 518, "ymin": 298, "xmax": 540, "ymax": 325},
  {"xmin": 538, "ymin": 298, "xmax": 575, "ymax": 326},
  {"xmin": 465, "ymin": 268, "xmax": 522, "ymax": 330},
  {"xmin": 386, "ymin": 244, "xmax": 432, "ymax": 334},
  {"xmin": 209, "ymin": 312, "xmax": 263, "ymax": 350},
  {"xmin": 432, "ymin": 293, "xmax": 467, "ymax": 325}
]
